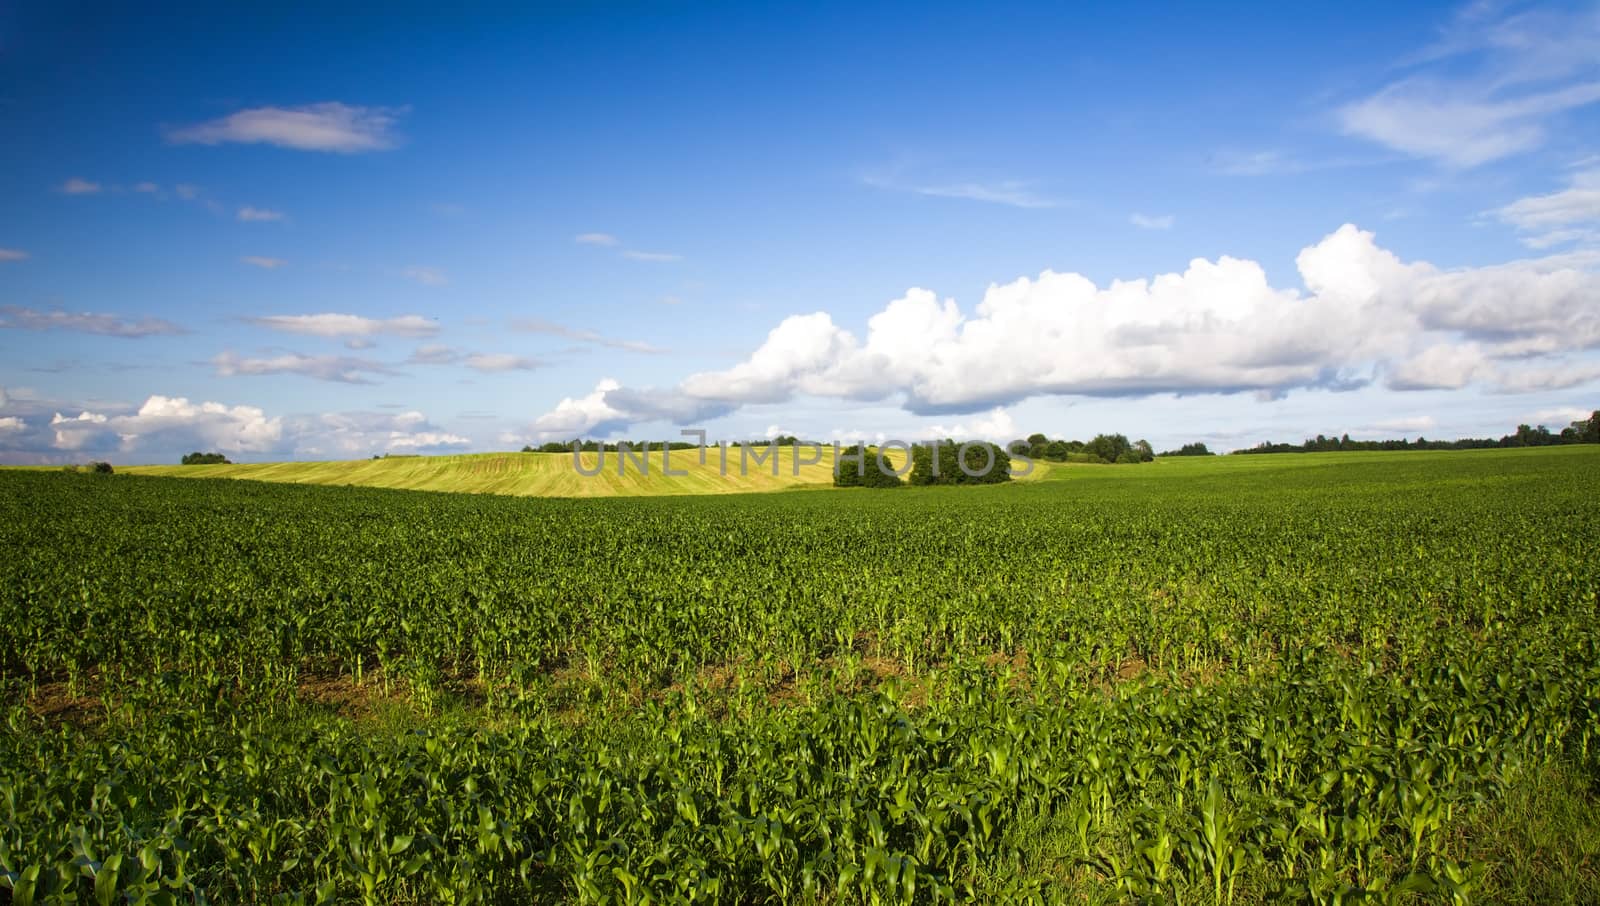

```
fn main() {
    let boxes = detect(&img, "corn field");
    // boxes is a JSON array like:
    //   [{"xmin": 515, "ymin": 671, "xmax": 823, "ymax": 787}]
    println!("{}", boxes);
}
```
[{"xmin": 2, "ymin": 447, "xmax": 1597, "ymax": 903}]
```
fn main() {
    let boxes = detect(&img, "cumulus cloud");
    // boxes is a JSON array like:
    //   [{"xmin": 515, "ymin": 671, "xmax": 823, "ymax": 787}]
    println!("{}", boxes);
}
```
[
  {"xmin": 10, "ymin": 394, "xmax": 474, "ymax": 462},
  {"xmin": 237, "ymin": 206, "xmax": 285, "ymax": 222},
  {"xmin": 241, "ymin": 256, "xmax": 287, "ymax": 269},
  {"xmin": 59, "ymin": 178, "xmax": 101, "ymax": 195},
  {"xmin": 526, "ymin": 378, "xmax": 632, "ymax": 439},
  {"xmin": 919, "ymin": 407, "xmax": 1020, "ymax": 442},
  {"xmin": 301, "ymin": 410, "xmax": 469, "ymax": 455},
  {"xmin": 0, "ymin": 305, "xmax": 184, "ymax": 338},
  {"xmin": 46, "ymin": 396, "xmax": 280, "ymax": 454},
  {"xmin": 212, "ymin": 351, "xmax": 396, "ymax": 384},
  {"xmin": 511, "ymin": 318, "xmax": 665, "ymax": 353},
  {"xmin": 166, "ymin": 102, "xmax": 406, "ymax": 153},
  {"xmin": 520, "ymin": 223, "xmax": 1600, "ymax": 439},
  {"xmin": 248, "ymin": 313, "xmax": 438, "ymax": 338},
  {"xmin": 0, "ymin": 248, "xmax": 28, "ymax": 262},
  {"xmin": 1338, "ymin": 5, "xmax": 1600, "ymax": 167}
]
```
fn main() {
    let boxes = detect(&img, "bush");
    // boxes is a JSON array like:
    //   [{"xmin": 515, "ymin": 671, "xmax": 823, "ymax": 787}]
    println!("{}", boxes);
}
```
[
  {"xmin": 909, "ymin": 442, "xmax": 1011, "ymax": 485},
  {"xmin": 834, "ymin": 445, "xmax": 903, "ymax": 488},
  {"xmin": 90, "ymin": 461, "xmax": 114, "ymax": 474},
  {"xmin": 181, "ymin": 451, "xmax": 231, "ymax": 465}
]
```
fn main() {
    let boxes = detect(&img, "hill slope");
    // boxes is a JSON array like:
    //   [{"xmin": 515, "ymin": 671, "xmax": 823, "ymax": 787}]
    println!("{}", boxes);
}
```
[
  {"xmin": 122, "ymin": 447, "xmax": 855, "ymax": 497},
  {"xmin": 122, "ymin": 446, "xmax": 1059, "ymax": 497}
]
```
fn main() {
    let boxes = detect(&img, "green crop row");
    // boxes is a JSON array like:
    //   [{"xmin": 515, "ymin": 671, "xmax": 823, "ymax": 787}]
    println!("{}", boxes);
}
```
[{"xmin": 2, "ymin": 448, "xmax": 1597, "ymax": 902}]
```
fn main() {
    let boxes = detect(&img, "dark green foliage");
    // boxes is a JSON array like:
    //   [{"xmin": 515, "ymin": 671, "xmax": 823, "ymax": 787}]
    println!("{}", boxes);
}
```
[
  {"xmin": 908, "ymin": 441, "xmax": 1011, "ymax": 485},
  {"xmin": 180, "ymin": 451, "xmax": 231, "ymax": 465},
  {"xmin": 1084, "ymin": 433, "xmax": 1134, "ymax": 463},
  {"xmin": 89, "ymin": 461, "xmax": 114, "ymax": 474},
  {"xmin": 1241, "ymin": 408, "xmax": 1600, "ymax": 453},
  {"xmin": 2, "ymin": 447, "xmax": 1599, "ymax": 902},
  {"xmin": 833, "ymin": 444, "xmax": 902, "ymax": 487},
  {"xmin": 1161, "ymin": 442, "xmax": 1215, "ymax": 457}
]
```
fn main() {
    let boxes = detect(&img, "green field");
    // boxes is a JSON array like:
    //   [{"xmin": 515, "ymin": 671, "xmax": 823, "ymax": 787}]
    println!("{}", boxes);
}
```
[{"xmin": 3, "ymin": 447, "xmax": 1599, "ymax": 903}]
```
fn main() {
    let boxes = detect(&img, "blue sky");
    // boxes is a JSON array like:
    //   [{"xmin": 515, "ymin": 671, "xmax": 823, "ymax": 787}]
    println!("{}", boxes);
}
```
[{"xmin": 2, "ymin": 1, "xmax": 1599, "ymax": 463}]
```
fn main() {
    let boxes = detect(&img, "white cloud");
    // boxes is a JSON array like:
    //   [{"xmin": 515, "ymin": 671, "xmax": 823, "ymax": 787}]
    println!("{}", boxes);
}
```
[
  {"xmin": 305, "ymin": 410, "xmax": 469, "ymax": 455},
  {"xmin": 463, "ymin": 353, "xmax": 541, "ymax": 373},
  {"xmin": 47, "ymin": 398, "xmax": 282, "ymax": 454},
  {"xmin": 920, "ymin": 407, "xmax": 1020, "ymax": 442},
  {"xmin": 166, "ymin": 102, "xmax": 406, "ymax": 153},
  {"xmin": 407, "ymin": 344, "xmax": 460, "ymax": 365},
  {"xmin": 27, "ymin": 395, "xmax": 474, "ymax": 461},
  {"xmin": 1494, "ymin": 168, "xmax": 1600, "ymax": 248},
  {"xmin": 248, "ymin": 313, "xmax": 438, "ymax": 338},
  {"xmin": 1338, "ymin": 6, "xmax": 1600, "ymax": 167},
  {"xmin": 526, "ymin": 378, "xmax": 630, "ymax": 439},
  {"xmin": 241, "ymin": 256, "xmax": 287, "ymax": 269},
  {"xmin": 575, "ymin": 233, "xmax": 619, "ymax": 246},
  {"xmin": 132, "ymin": 181, "xmax": 160, "ymax": 194},
  {"xmin": 524, "ymin": 223, "xmax": 1600, "ymax": 437},
  {"xmin": 621, "ymin": 250, "xmax": 682, "ymax": 262},
  {"xmin": 59, "ymin": 178, "xmax": 101, "ymax": 195},
  {"xmin": 1341, "ymin": 82, "xmax": 1600, "ymax": 168},
  {"xmin": 174, "ymin": 184, "xmax": 202, "ymax": 201},
  {"xmin": 1387, "ymin": 343, "xmax": 1487, "ymax": 390},
  {"xmin": 401, "ymin": 265, "xmax": 447, "ymax": 286},
  {"xmin": 862, "ymin": 169, "xmax": 1058, "ymax": 209},
  {"xmin": 0, "ymin": 416, "xmax": 25, "ymax": 434},
  {"xmin": 511, "ymin": 318, "xmax": 665, "ymax": 353},
  {"xmin": 907, "ymin": 181, "xmax": 1057, "ymax": 208},
  {"xmin": 0, "ymin": 305, "xmax": 184, "ymax": 338},
  {"xmin": 1130, "ymin": 213, "xmax": 1175, "ymax": 230},
  {"xmin": 237, "ymin": 206, "xmax": 285, "ymax": 222},
  {"xmin": 212, "ymin": 351, "xmax": 395, "ymax": 384},
  {"xmin": 1530, "ymin": 406, "xmax": 1594, "ymax": 425},
  {"xmin": 0, "ymin": 248, "xmax": 29, "ymax": 262}
]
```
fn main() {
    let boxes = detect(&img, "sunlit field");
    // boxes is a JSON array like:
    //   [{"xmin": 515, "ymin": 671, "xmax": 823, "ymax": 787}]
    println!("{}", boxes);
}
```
[{"xmin": 3, "ymin": 446, "xmax": 1598, "ymax": 902}]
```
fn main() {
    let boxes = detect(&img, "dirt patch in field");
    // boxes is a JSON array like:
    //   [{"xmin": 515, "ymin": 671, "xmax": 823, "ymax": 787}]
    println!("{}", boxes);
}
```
[
  {"xmin": 27, "ymin": 681, "xmax": 102, "ymax": 727},
  {"xmin": 298, "ymin": 671, "xmax": 385, "ymax": 717}
]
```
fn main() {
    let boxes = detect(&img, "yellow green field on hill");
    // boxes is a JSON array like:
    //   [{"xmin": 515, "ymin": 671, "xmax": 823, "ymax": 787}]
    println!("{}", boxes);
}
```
[{"xmin": 121, "ymin": 446, "xmax": 1059, "ymax": 497}]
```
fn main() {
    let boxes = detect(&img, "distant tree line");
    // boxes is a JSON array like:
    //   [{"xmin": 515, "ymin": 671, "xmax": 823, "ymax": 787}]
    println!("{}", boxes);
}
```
[
  {"xmin": 1012, "ymin": 432, "xmax": 1154, "ymax": 465},
  {"xmin": 181, "ymin": 451, "xmax": 232, "ymax": 465},
  {"xmin": 1235, "ymin": 410, "xmax": 1600, "ymax": 455},
  {"xmin": 1159, "ymin": 442, "xmax": 1215, "ymax": 457}
]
